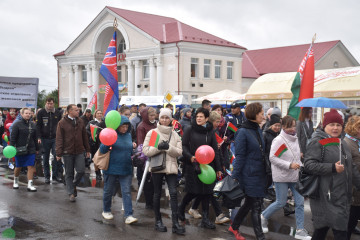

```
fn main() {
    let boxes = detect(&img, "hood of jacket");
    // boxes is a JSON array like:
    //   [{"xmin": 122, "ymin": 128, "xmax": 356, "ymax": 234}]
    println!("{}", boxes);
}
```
[
  {"xmin": 140, "ymin": 107, "xmax": 156, "ymax": 125},
  {"xmin": 279, "ymin": 129, "xmax": 298, "ymax": 142},
  {"xmin": 191, "ymin": 118, "xmax": 213, "ymax": 133},
  {"xmin": 312, "ymin": 128, "xmax": 343, "ymax": 141},
  {"xmin": 117, "ymin": 116, "xmax": 131, "ymax": 134},
  {"xmin": 6, "ymin": 112, "xmax": 16, "ymax": 120}
]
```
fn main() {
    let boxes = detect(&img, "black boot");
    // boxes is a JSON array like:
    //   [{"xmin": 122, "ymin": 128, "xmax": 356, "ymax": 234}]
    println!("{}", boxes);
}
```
[
  {"xmin": 283, "ymin": 203, "xmax": 295, "ymax": 216},
  {"xmin": 95, "ymin": 170, "xmax": 102, "ymax": 181},
  {"xmin": 154, "ymin": 214, "xmax": 167, "ymax": 232},
  {"xmin": 251, "ymin": 198, "xmax": 265, "ymax": 240},
  {"xmin": 200, "ymin": 210, "xmax": 216, "ymax": 229},
  {"xmin": 172, "ymin": 214, "xmax": 185, "ymax": 235}
]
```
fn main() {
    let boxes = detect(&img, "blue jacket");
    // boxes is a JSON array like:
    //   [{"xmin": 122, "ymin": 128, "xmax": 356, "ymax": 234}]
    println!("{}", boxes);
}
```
[
  {"xmin": 232, "ymin": 120, "xmax": 266, "ymax": 198},
  {"xmin": 100, "ymin": 116, "xmax": 133, "ymax": 176}
]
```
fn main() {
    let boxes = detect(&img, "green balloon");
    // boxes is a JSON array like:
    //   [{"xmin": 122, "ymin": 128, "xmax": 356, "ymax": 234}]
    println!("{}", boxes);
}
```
[
  {"xmin": 198, "ymin": 164, "xmax": 216, "ymax": 184},
  {"xmin": 105, "ymin": 110, "xmax": 122, "ymax": 130},
  {"xmin": 4, "ymin": 135, "xmax": 8, "ymax": 142},
  {"xmin": 3, "ymin": 146, "xmax": 16, "ymax": 158},
  {"xmin": 2, "ymin": 228, "xmax": 15, "ymax": 238}
]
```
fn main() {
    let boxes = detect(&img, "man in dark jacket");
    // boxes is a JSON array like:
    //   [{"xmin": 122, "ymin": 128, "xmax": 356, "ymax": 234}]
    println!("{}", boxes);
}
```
[
  {"xmin": 36, "ymin": 98, "xmax": 63, "ymax": 184},
  {"xmin": 56, "ymin": 104, "xmax": 90, "ymax": 202},
  {"xmin": 225, "ymin": 102, "xmax": 246, "ymax": 153}
]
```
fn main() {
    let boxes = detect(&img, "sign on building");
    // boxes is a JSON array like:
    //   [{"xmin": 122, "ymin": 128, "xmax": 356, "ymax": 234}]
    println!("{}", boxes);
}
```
[{"xmin": 0, "ymin": 76, "xmax": 39, "ymax": 108}]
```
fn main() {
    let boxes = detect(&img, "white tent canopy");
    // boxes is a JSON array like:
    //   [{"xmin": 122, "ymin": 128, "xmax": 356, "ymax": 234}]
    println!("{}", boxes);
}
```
[{"xmin": 193, "ymin": 89, "xmax": 245, "ymax": 102}]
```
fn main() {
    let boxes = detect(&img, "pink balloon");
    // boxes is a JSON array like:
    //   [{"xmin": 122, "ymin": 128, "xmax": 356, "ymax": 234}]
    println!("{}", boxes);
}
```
[
  {"xmin": 5, "ymin": 123, "xmax": 12, "ymax": 129},
  {"xmin": 99, "ymin": 128, "xmax": 117, "ymax": 146},
  {"xmin": 195, "ymin": 145, "xmax": 215, "ymax": 164}
]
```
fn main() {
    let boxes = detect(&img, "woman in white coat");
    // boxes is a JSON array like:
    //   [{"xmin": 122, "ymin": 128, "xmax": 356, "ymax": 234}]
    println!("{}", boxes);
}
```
[
  {"xmin": 260, "ymin": 115, "xmax": 311, "ymax": 240},
  {"xmin": 143, "ymin": 108, "xmax": 185, "ymax": 235}
]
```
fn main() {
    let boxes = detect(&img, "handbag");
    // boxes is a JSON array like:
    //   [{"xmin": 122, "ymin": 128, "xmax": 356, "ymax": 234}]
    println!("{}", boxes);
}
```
[
  {"xmin": 295, "ymin": 146, "xmax": 324, "ymax": 199},
  {"xmin": 16, "ymin": 123, "xmax": 32, "ymax": 156},
  {"xmin": 215, "ymin": 175, "xmax": 245, "ymax": 209},
  {"xmin": 149, "ymin": 130, "xmax": 172, "ymax": 172},
  {"xmin": 93, "ymin": 148, "xmax": 111, "ymax": 170}
]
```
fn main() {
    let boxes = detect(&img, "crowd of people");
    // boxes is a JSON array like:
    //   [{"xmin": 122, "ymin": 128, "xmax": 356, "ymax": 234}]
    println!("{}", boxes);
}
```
[{"xmin": 1, "ymin": 98, "xmax": 360, "ymax": 240}]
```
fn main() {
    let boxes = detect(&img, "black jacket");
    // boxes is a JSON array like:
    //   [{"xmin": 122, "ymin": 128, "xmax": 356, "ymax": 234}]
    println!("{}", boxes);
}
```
[
  {"xmin": 36, "ymin": 108, "xmax": 62, "ymax": 139},
  {"xmin": 10, "ymin": 118, "xmax": 39, "ymax": 154},
  {"xmin": 182, "ymin": 119, "xmax": 221, "ymax": 194},
  {"xmin": 263, "ymin": 128, "xmax": 279, "ymax": 160}
]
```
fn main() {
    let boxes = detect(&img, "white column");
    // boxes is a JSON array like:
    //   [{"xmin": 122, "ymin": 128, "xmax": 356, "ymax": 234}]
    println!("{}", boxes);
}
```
[
  {"xmin": 127, "ymin": 61, "xmax": 134, "ymax": 96},
  {"xmin": 91, "ymin": 64, "xmax": 100, "ymax": 109},
  {"xmin": 68, "ymin": 65, "xmax": 74, "ymax": 104},
  {"xmin": 86, "ymin": 64, "xmax": 93, "ymax": 103},
  {"xmin": 73, "ymin": 65, "xmax": 80, "ymax": 104},
  {"xmin": 156, "ymin": 58, "xmax": 163, "ymax": 95},
  {"xmin": 134, "ymin": 60, "xmax": 141, "ymax": 96},
  {"xmin": 149, "ymin": 58, "xmax": 157, "ymax": 96}
]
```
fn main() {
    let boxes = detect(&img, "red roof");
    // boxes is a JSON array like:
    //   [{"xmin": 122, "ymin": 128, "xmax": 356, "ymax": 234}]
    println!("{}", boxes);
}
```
[
  {"xmin": 107, "ymin": 6, "xmax": 246, "ymax": 49},
  {"xmin": 242, "ymin": 40, "xmax": 340, "ymax": 78},
  {"xmin": 53, "ymin": 51, "xmax": 65, "ymax": 57}
]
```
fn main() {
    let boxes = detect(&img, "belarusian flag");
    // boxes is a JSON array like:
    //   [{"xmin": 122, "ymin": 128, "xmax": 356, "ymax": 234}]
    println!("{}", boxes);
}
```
[
  {"xmin": 288, "ymin": 39, "xmax": 315, "ymax": 119},
  {"xmin": 275, "ymin": 144, "xmax": 288, "ymax": 158},
  {"xmin": 90, "ymin": 124, "xmax": 98, "ymax": 142},
  {"xmin": 87, "ymin": 91, "xmax": 98, "ymax": 114},
  {"xmin": 149, "ymin": 130, "xmax": 160, "ymax": 148},
  {"xmin": 215, "ymin": 133, "xmax": 224, "ymax": 145},
  {"xmin": 227, "ymin": 122, "xmax": 238, "ymax": 133},
  {"xmin": 319, "ymin": 138, "xmax": 340, "ymax": 147},
  {"xmin": 230, "ymin": 150, "xmax": 235, "ymax": 164}
]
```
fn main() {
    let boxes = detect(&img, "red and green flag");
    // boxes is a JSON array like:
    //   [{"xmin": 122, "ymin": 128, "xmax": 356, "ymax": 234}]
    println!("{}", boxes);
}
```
[
  {"xmin": 227, "ymin": 122, "xmax": 238, "ymax": 133},
  {"xmin": 319, "ymin": 138, "xmax": 340, "ymax": 147},
  {"xmin": 230, "ymin": 150, "xmax": 235, "ymax": 164},
  {"xmin": 288, "ymin": 37, "xmax": 315, "ymax": 119},
  {"xmin": 87, "ymin": 91, "xmax": 98, "ymax": 114},
  {"xmin": 215, "ymin": 133, "xmax": 224, "ymax": 145},
  {"xmin": 149, "ymin": 130, "xmax": 160, "ymax": 148},
  {"xmin": 275, "ymin": 144, "xmax": 288, "ymax": 158},
  {"xmin": 90, "ymin": 124, "xmax": 98, "ymax": 142}
]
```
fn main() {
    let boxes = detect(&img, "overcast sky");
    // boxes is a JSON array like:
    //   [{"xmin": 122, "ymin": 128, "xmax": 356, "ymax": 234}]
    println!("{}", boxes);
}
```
[{"xmin": 1, "ymin": 0, "xmax": 359, "ymax": 92}]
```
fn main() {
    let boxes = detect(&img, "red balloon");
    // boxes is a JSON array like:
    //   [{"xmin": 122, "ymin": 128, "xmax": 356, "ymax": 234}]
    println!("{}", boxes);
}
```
[
  {"xmin": 5, "ymin": 123, "xmax": 12, "ymax": 129},
  {"xmin": 195, "ymin": 145, "xmax": 215, "ymax": 164},
  {"xmin": 99, "ymin": 128, "xmax": 117, "ymax": 146}
]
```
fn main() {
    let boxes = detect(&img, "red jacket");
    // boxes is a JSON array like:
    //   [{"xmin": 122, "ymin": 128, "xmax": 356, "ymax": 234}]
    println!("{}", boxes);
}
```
[
  {"xmin": 4, "ymin": 112, "xmax": 16, "ymax": 137},
  {"xmin": 136, "ymin": 108, "xmax": 157, "ymax": 145}
]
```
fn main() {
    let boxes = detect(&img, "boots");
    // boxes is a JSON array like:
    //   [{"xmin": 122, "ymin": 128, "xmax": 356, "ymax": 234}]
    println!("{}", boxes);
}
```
[
  {"xmin": 13, "ymin": 177, "xmax": 19, "ymax": 189},
  {"xmin": 200, "ymin": 210, "xmax": 215, "ymax": 229},
  {"xmin": 283, "ymin": 203, "xmax": 295, "ymax": 216},
  {"xmin": 172, "ymin": 214, "xmax": 185, "ymax": 235},
  {"xmin": 154, "ymin": 214, "xmax": 167, "ymax": 232},
  {"xmin": 251, "ymin": 199, "xmax": 265, "ymax": 240},
  {"xmin": 27, "ymin": 180, "xmax": 37, "ymax": 192}
]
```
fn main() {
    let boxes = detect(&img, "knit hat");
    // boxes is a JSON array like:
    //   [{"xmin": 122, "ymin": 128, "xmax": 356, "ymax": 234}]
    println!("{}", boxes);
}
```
[
  {"xmin": 270, "ymin": 114, "xmax": 281, "ymax": 126},
  {"xmin": 272, "ymin": 107, "xmax": 282, "ymax": 117},
  {"xmin": 159, "ymin": 108, "xmax": 173, "ymax": 120},
  {"xmin": 182, "ymin": 108, "xmax": 191, "ymax": 114},
  {"xmin": 323, "ymin": 109, "xmax": 343, "ymax": 128}
]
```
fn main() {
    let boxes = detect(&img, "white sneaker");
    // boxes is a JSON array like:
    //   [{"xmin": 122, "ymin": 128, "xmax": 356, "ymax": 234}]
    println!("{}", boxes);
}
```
[
  {"xmin": 125, "ymin": 215, "xmax": 138, "ymax": 224},
  {"xmin": 261, "ymin": 214, "xmax": 268, "ymax": 233},
  {"xmin": 188, "ymin": 208, "xmax": 202, "ymax": 219},
  {"xmin": 13, "ymin": 177, "xmax": 19, "ymax": 189},
  {"xmin": 102, "ymin": 212, "xmax": 114, "ymax": 220},
  {"xmin": 27, "ymin": 180, "xmax": 37, "ymax": 192},
  {"xmin": 215, "ymin": 213, "xmax": 230, "ymax": 224},
  {"xmin": 294, "ymin": 229, "xmax": 311, "ymax": 240}
]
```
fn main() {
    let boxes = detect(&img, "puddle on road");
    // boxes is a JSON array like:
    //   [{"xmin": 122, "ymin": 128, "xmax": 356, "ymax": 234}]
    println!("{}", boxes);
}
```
[{"xmin": 0, "ymin": 216, "xmax": 46, "ymax": 239}]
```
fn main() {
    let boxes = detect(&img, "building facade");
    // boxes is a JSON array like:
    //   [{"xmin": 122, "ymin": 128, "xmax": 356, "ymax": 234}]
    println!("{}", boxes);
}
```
[{"xmin": 54, "ymin": 7, "xmax": 246, "ymax": 108}]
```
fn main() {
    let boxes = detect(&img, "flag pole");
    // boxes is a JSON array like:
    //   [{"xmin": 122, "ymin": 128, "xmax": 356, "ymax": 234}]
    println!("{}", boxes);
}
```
[{"xmin": 340, "ymin": 139, "xmax": 342, "ymax": 165}]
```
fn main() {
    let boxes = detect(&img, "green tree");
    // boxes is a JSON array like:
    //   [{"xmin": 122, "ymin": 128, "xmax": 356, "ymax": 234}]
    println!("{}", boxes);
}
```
[
  {"xmin": 37, "ymin": 88, "xmax": 59, "ymax": 109},
  {"xmin": 46, "ymin": 89, "xmax": 59, "ymax": 108},
  {"xmin": 37, "ymin": 90, "xmax": 47, "ymax": 109}
]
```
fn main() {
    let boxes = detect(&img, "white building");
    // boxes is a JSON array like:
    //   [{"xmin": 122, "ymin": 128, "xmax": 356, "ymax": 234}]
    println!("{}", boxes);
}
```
[{"xmin": 54, "ymin": 6, "xmax": 246, "ymax": 108}]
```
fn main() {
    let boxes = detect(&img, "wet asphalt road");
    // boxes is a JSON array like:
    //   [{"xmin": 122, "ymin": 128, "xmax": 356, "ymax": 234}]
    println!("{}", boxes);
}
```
[{"xmin": 1, "ymin": 159, "xmax": 360, "ymax": 240}]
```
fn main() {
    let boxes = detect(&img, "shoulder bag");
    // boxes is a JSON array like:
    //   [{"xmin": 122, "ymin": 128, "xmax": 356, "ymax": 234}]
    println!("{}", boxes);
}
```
[
  {"xmin": 150, "ymin": 130, "xmax": 172, "ymax": 172},
  {"xmin": 93, "ymin": 147, "xmax": 111, "ymax": 170},
  {"xmin": 16, "ymin": 123, "xmax": 32, "ymax": 156}
]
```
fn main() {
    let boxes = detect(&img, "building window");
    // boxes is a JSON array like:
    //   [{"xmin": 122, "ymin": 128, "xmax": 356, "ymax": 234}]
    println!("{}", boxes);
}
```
[
  {"xmin": 82, "ymin": 66, "xmax": 87, "ymax": 83},
  {"xmin": 118, "ymin": 39, "xmax": 126, "ymax": 53},
  {"xmin": 227, "ymin": 62, "xmax": 233, "ymax": 80},
  {"xmin": 81, "ymin": 98, "xmax": 87, "ymax": 110},
  {"xmin": 117, "ymin": 66, "xmax": 122, "ymax": 82},
  {"xmin": 191, "ymin": 58, "xmax": 199, "ymax": 78},
  {"xmin": 204, "ymin": 59, "xmax": 211, "ymax": 78},
  {"xmin": 191, "ymin": 95, "xmax": 198, "ymax": 100},
  {"xmin": 215, "ymin": 60, "xmax": 221, "ymax": 79},
  {"xmin": 143, "ymin": 60, "xmax": 149, "ymax": 80},
  {"xmin": 334, "ymin": 61, "xmax": 339, "ymax": 68}
]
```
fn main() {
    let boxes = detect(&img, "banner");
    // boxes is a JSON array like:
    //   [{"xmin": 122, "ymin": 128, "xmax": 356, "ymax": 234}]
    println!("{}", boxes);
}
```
[{"xmin": 0, "ymin": 76, "xmax": 39, "ymax": 108}]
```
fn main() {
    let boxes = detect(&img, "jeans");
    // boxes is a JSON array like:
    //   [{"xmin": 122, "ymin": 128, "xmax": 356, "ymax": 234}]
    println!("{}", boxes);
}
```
[
  {"xmin": 262, "ymin": 182, "xmax": 304, "ymax": 229},
  {"xmin": 152, "ymin": 173, "xmax": 177, "ymax": 219},
  {"xmin": 103, "ymin": 173, "xmax": 133, "ymax": 217},
  {"xmin": 63, "ymin": 154, "xmax": 85, "ymax": 195},
  {"xmin": 312, "ymin": 227, "xmax": 347, "ymax": 240},
  {"xmin": 42, "ymin": 138, "xmax": 62, "ymax": 179}
]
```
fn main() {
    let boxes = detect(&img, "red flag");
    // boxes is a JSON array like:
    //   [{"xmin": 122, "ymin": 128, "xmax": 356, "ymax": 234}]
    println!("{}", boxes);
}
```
[
  {"xmin": 299, "ymin": 48, "xmax": 315, "ymax": 102},
  {"xmin": 149, "ymin": 131, "xmax": 160, "ymax": 148},
  {"xmin": 90, "ymin": 124, "xmax": 98, "ymax": 142},
  {"xmin": 215, "ymin": 133, "xmax": 224, "ymax": 144},
  {"xmin": 87, "ymin": 91, "xmax": 97, "ymax": 114}
]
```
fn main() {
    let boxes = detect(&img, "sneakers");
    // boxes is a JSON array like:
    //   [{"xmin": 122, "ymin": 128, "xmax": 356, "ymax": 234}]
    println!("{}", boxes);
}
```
[
  {"xmin": 125, "ymin": 215, "xmax": 138, "ymax": 224},
  {"xmin": 261, "ymin": 214, "xmax": 268, "ymax": 233},
  {"xmin": 228, "ymin": 226, "xmax": 246, "ymax": 240},
  {"xmin": 27, "ymin": 180, "xmax": 37, "ymax": 192},
  {"xmin": 294, "ymin": 229, "xmax": 311, "ymax": 240},
  {"xmin": 188, "ymin": 208, "xmax": 202, "ymax": 219},
  {"xmin": 69, "ymin": 194, "xmax": 76, "ymax": 202},
  {"xmin": 13, "ymin": 177, "xmax": 19, "ymax": 189},
  {"xmin": 215, "ymin": 213, "xmax": 230, "ymax": 224},
  {"xmin": 102, "ymin": 212, "xmax": 114, "ymax": 220}
]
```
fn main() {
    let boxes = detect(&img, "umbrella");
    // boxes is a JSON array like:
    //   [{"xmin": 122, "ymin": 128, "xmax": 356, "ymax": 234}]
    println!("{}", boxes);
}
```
[
  {"xmin": 296, "ymin": 97, "xmax": 347, "ymax": 109},
  {"xmin": 136, "ymin": 160, "xmax": 150, "ymax": 205}
]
